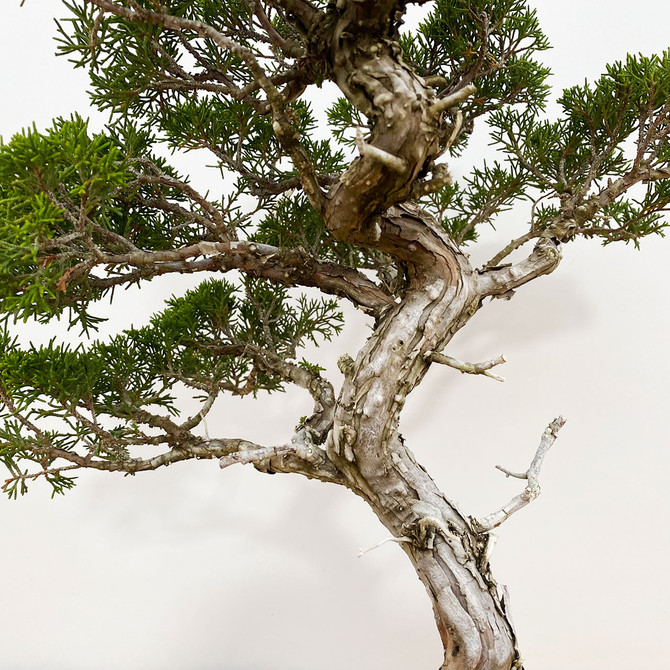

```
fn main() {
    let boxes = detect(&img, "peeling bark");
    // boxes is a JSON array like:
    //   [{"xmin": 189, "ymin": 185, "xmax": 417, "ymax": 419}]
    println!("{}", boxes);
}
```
[
  {"xmin": 31, "ymin": 3, "xmax": 569, "ymax": 667},
  {"xmin": 323, "ymin": 208, "xmax": 522, "ymax": 669},
  {"xmin": 311, "ymin": 7, "xmax": 559, "ymax": 667}
]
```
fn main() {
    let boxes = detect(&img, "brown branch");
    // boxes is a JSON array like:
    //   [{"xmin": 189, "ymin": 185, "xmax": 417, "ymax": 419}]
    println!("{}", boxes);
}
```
[
  {"xmin": 91, "ymin": 239, "xmax": 393, "ymax": 315},
  {"xmin": 477, "ymin": 237, "xmax": 562, "ymax": 298},
  {"xmin": 253, "ymin": 1, "xmax": 291, "ymax": 54},
  {"xmin": 1, "ymin": 381, "xmax": 341, "ymax": 485},
  {"xmin": 129, "ymin": 161, "xmax": 229, "ymax": 235},
  {"xmin": 482, "ymin": 230, "xmax": 537, "ymax": 270},
  {"xmin": 268, "ymin": 0, "xmax": 322, "ymax": 35}
]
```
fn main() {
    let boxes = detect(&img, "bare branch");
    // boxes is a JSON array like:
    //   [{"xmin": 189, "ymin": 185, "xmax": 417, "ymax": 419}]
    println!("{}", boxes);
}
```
[
  {"xmin": 219, "ymin": 443, "xmax": 296, "ymax": 468},
  {"xmin": 267, "ymin": 0, "xmax": 322, "ymax": 35},
  {"xmin": 428, "ymin": 83, "xmax": 477, "ymax": 119},
  {"xmin": 357, "ymin": 535, "xmax": 413, "ymax": 557},
  {"xmin": 428, "ymin": 351, "xmax": 507, "ymax": 382},
  {"xmin": 471, "ymin": 416, "xmax": 566, "ymax": 533},
  {"xmin": 477, "ymin": 237, "xmax": 562, "ymax": 298},
  {"xmin": 252, "ymin": 1, "xmax": 294, "ymax": 55},
  {"xmin": 220, "ymin": 426, "xmax": 344, "ymax": 483},
  {"xmin": 445, "ymin": 109, "xmax": 463, "ymax": 150},
  {"xmin": 356, "ymin": 127, "xmax": 409, "ymax": 173}
]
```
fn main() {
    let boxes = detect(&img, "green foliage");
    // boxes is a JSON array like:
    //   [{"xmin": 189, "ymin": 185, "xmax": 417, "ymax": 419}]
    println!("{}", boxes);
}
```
[
  {"xmin": 0, "ymin": 277, "xmax": 342, "ymax": 496},
  {"xmin": 0, "ymin": 115, "xmax": 125, "ymax": 328},
  {"xmin": 2, "ymin": 0, "xmax": 670, "ymax": 497},
  {"xmin": 56, "ymin": 1, "xmax": 347, "ymax": 193},
  {"xmin": 491, "ymin": 52, "xmax": 670, "ymax": 189},
  {"xmin": 400, "ymin": 0, "xmax": 551, "ymax": 134},
  {"xmin": 254, "ymin": 194, "xmax": 380, "ymax": 268},
  {"xmin": 589, "ymin": 186, "xmax": 670, "ymax": 246},
  {"xmin": 423, "ymin": 162, "xmax": 533, "ymax": 242},
  {"xmin": 327, "ymin": 98, "xmax": 367, "ymax": 148},
  {"xmin": 485, "ymin": 51, "xmax": 670, "ymax": 240},
  {"xmin": 57, "ymin": 0, "xmax": 256, "ymax": 111},
  {"xmin": 161, "ymin": 97, "xmax": 347, "ymax": 190},
  {"xmin": 0, "ymin": 115, "xmax": 228, "ymax": 329}
]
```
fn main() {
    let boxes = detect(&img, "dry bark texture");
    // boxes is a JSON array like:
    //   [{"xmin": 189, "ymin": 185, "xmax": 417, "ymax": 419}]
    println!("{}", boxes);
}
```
[
  {"xmin": 4, "ymin": 1, "xmax": 670, "ymax": 664},
  {"xmin": 290, "ymin": 2, "xmax": 560, "ymax": 667}
]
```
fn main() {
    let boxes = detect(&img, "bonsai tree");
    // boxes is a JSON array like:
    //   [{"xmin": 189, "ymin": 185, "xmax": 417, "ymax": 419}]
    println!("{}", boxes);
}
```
[{"xmin": 1, "ymin": 1, "xmax": 668, "ymax": 668}]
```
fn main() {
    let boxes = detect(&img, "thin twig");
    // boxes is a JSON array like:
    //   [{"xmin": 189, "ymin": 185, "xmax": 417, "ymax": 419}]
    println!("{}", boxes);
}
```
[
  {"xmin": 357, "ymin": 535, "xmax": 413, "ymax": 558},
  {"xmin": 428, "ymin": 351, "xmax": 507, "ymax": 382},
  {"xmin": 470, "ymin": 416, "xmax": 566, "ymax": 533}
]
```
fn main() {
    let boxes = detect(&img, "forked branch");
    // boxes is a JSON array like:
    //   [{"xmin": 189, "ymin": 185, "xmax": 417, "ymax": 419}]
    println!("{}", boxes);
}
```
[
  {"xmin": 88, "ymin": 0, "xmax": 325, "ymax": 211},
  {"xmin": 471, "ymin": 416, "xmax": 566, "ymax": 533}
]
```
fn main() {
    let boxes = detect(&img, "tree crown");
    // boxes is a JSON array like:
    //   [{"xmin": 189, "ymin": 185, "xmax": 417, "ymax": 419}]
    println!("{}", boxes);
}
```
[{"xmin": 2, "ymin": 0, "xmax": 669, "ymax": 498}]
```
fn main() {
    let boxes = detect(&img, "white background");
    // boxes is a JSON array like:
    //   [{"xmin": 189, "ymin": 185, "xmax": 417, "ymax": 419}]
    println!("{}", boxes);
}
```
[{"xmin": 1, "ymin": 2, "xmax": 669, "ymax": 669}]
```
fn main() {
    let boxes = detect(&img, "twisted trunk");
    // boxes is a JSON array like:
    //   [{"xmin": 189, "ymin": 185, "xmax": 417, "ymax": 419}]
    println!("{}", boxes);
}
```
[
  {"xmin": 323, "ymin": 205, "xmax": 519, "ymax": 669},
  {"xmin": 314, "ymin": 6, "xmax": 522, "ymax": 667}
]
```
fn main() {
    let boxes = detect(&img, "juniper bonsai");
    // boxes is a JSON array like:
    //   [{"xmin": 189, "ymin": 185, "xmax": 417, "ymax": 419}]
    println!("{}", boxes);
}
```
[{"xmin": 1, "ymin": 1, "xmax": 669, "ymax": 668}]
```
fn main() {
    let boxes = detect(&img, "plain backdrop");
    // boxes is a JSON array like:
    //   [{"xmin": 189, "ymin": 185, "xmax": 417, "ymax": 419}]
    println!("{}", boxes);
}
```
[{"xmin": 1, "ymin": 2, "xmax": 669, "ymax": 669}]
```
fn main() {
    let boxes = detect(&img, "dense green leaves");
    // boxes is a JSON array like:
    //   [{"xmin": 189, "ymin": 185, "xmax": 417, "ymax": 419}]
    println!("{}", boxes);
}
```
[
  {"xmin": 0, "ymin": 116, "xmax": 232, "ymax": 329},
  {"xmin": 400, "ymin": 0, "xmax": 551, "ymax": 129},
  {"xmin": 422, "ymin": 162, "xmax": 533, "ymax": 243},
  {"xmin": 0, "ymin": 277, "xmax": 342, "ymax": 496},
  {"xmin": 484, "ymin": 51, "xmax": 670, "ymax": 241},
  {"xmin": 1, "ymin": 276, "xmax": 342, "ymax": 416},
  {"xmin": 57, "ymin": 0, "xmax": 256, "ymax": 116},
  {"xmin": 253, "ymin": 194, "xmax": 381, "ymax": 268},
  {"xmin": 491, "ymin": 51, "xmax": 670, "ymax": 188},
  {"xmin": 161, "ymin": 97, "xmax": 347, "ymax": 192},
  {"xmin": 0, "ymin": 115, "xmax": 127, "ymax": 327}
]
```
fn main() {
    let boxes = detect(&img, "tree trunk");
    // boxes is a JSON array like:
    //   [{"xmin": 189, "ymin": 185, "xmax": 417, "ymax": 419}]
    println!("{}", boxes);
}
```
[
  {"xmin": 315, "ymin": 7, "xmax": 531, "ymax": 667},
  {"xmin": 323, "ymin": 205, "xmax": 519, "ymax": 669}
]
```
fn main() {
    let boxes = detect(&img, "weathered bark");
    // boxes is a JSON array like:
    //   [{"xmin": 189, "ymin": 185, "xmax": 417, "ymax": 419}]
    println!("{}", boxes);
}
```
[
  {"xmin": 50, "ymin": 3, "xmax": 563, "ymax": 667},
  {"xmin": 311, "ymin": 6, "xmax": 560, "ymax": 668},
  {"xmin": 324, "ymin": 205, "xmax": 520, "ymax": 669}
]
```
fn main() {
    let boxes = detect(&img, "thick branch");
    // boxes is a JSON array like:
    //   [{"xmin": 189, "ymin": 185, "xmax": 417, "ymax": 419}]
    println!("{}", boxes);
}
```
[
  {"xmin": 219, "ymin": 443, "xmax": 296, "ymax": 468},
  {"xmin": 477, "ymin": 237, "xmax": 562, "ymax": 298},
  {"xmin": 91, "ymin": 239, "xmax": 393, "ymax": 315},
  {"xmin": 483, "ymin": 230, "xmax": 537, "ymax": 269},
  {"xmin": 471, "ymin": 416, "xmax": 566, "ymax": 533},
  {"xmin": 218, "ymin": 427, "xmax": 343, "ymax": 483},
  {"xmin": 237, "ymin": 343, "xmax": 337, "ymax": 440}
]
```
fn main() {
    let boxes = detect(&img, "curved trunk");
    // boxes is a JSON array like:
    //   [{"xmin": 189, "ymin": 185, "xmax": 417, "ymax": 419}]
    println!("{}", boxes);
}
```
[
  {"xmin": 324, "ymin": 209, "xmax": 519, "ymax": 669},
  {"xmin": 366, "ymin": 453, "xmax": 518, "ymax": 670},
  {"xmin": 316, "ymin": 7, "xmax": 522, "ymax": 667}
]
